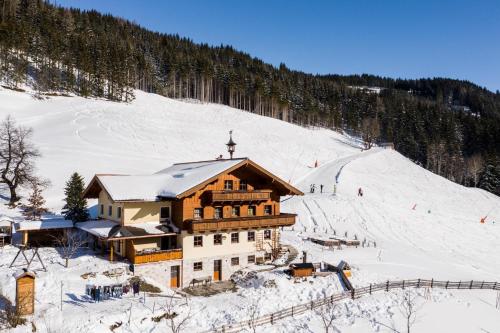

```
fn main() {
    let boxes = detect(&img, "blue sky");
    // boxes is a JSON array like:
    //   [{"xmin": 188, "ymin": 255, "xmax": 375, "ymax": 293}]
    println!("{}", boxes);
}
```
[{"xmin": 55, "ymin": 0, "xmax": 500, "ymax": 92}]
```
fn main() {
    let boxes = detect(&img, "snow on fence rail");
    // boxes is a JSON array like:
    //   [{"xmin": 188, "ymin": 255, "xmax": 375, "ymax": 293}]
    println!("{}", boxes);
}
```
[{"xmin": 204, "ymin": 279, "xmax": 500, "ymax": 333}]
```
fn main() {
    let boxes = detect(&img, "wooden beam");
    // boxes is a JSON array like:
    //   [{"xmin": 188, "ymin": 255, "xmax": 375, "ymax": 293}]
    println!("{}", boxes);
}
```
[
  {"xmin": 22, "ymin": 231, "xmax": 28, "ymax": 246},
  {"xmin": 110, "ymin": 242, "xmax": 114, "ymax": 262}
]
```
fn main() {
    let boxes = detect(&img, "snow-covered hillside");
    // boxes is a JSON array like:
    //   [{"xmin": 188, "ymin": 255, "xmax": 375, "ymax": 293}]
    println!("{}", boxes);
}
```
[{"xmin": 1, "ymin": 87, "xmax": 499, "ymax": 333}]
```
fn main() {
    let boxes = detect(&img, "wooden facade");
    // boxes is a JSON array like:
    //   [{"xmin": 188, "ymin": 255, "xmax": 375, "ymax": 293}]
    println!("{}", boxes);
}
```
[{"xmin": 171, "ymin": 162, "xmax": 301, "ymax": 233}]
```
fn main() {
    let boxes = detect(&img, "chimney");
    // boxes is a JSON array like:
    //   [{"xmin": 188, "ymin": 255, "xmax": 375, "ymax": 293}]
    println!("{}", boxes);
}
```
[{"xmin": 302, "ymin": 250, "xmax": 307, "ymax": 263}]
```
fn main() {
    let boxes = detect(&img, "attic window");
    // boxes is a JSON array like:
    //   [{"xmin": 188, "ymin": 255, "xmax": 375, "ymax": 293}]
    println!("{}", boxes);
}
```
[
  {"xmin": 239, "ymin": 180, "xmax": 247, "ymax": 191},
  {"xmin": 224, "ymin": 180, "xmax": 233, "ymax": 190}
]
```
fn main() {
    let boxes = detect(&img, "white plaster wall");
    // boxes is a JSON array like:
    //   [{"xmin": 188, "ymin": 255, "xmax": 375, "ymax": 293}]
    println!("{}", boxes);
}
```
[
  {"xmin": 181, "ymin": 228, "xmax": 277, "ymax": 260},
  {"xmin": 133, "ymin": 259, "xmax": 183, "ymax": 288}
]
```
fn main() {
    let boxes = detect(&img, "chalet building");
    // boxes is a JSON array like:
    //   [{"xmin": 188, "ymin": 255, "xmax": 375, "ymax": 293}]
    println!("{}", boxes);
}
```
[{"xmin": 78, "ymin": 157, "xmax": 303, "ymax": 288}]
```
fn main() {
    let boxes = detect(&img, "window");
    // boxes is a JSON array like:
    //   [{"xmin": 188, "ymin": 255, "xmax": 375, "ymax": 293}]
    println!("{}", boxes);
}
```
[
  {"xmin": 214, "ymin": 207, "xmax": 223, "ymax": 219},
  {"xmin": 194, "ymin": 235, "xmax": 203, "ymax": 247},
  {"xmin": 247, "ymin": 231, "xmax": 255, "ymax": 242},
  {"xmin": 247, "ymin": 205, "xmax": 256, "ymax": 216},
  {"xmin": 231, "ymin": 232, "xmax": 239, "ymax": 243},
  {"xmin": 214, "ymin": 234, "xmax": 222, "ymax": 245},
  {"xmin": 100, "ymin": 204, "xmax": 104, "ymax": 215},
  {"xmin": 193, "ymin": 262, "xmax": 203, "ymax": 271},
  {"xmin": 160, "ymin": 207, "xmax": 170, "ymax": 220},
  {"xmin": 264, "ymin": 229, "xmax": 271, "ymax": 240},
  {"xmin": 264, "ymin": 205, "xmax": 272, "ymax": 215},
  {"xmin": 231, "ymin": 257, "xmax": 239, "ymax": 266},
  {"xmin": 239, "ymin": 180, "xmax": 247, "ymax": 191},
  {"xmin": 193, "ymin": 208, "xmax": 203, "ymax": 219},
  {"xmin": 248, "ymin": 255, "xmax": 256, "ymax": 264},
  {"xmin": 117, "ymin": 207, "xmax": 122, "ymax": 219},
  {"xmin": 264, "ymin": 253, "xmax": 272, "ymax": 261},
  {"xmin": 108, "ymin": 205, "xmax": 113, "ymax": 216},
  {"xmin": 232, "ymin": 206, "xmax": 240, "ymax": 217},
  {"xmin": 224, "ymin": 180, "xmax": 233, "ymax": 190}
]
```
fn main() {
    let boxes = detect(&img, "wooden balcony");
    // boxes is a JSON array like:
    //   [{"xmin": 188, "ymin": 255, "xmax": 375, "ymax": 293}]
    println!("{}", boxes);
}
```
[
  {"xmin": 130, "ymin": 248, "xmax": 182, "ymax": 264},
  {"xmin": 208, "ymin": 190, "xmax": 272, "ymax": 202},
  {"xmin": 187, "ymin": 213, "xmax": 296, "ymax": 232}
]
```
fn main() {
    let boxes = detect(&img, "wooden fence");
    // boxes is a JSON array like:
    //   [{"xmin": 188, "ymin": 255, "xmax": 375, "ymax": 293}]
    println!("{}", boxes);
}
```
[{"xmin": 204, "ymin": 279, "xmax": 500, "ymax": 333}]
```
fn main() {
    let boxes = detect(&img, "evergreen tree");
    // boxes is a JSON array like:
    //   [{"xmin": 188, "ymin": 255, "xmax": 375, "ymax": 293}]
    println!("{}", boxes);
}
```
[
  {"xmin": 479, "ymin": 161, "xmax": 500, "ymax": 194},
  {"xmin": 23, "ymin": 181, "xmax": 48, "ymax": 221},
  {"xmin": 62, "ymin": 172, "xmax": 89, "ymax": 222}
]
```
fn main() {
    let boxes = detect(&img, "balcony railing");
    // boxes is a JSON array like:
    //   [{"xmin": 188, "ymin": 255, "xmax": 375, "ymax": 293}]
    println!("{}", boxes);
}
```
[
  {"xmin": 130, "ymin": 248, "xmax": 182, "ymax": 264},
  {"xmin": 208, "ymin": 190, "xmax": 272, "ymax": 202},
  {"xmin": 187, "ymin": 213, "xmax": 296, "ymax": 232}
]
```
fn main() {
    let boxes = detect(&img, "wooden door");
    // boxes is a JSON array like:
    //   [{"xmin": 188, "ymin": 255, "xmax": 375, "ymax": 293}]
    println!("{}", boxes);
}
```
[
  {"xmin": 213, "ymin": 260, "xmax": 222, "ymax": 281},
  {"xmin": 170, "ymin": 265, "xmax": 180, "ymax": 288}
]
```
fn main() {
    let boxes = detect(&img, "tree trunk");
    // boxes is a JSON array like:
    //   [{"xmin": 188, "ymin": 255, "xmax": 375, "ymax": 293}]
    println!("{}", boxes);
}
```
[
  {"xmin": 65, "ymin": 257, "xmax": 69, "ymax": 268},
  {"xmin": 8, "ymin": 185, "xmax": 18, "ymax": 205}
]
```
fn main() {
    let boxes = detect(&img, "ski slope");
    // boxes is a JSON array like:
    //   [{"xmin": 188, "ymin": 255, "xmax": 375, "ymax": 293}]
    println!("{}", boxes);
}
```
[{"xmin": 0, "ymin": 87, "xmax": 500, "ymax": 333}]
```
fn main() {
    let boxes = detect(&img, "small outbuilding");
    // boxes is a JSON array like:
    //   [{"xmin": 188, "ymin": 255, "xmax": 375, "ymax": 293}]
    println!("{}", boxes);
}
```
[
  {"xmin": 289, "ymin": 263, "xmax": 315, "ymax": 277},
  {"xmin": 14, "ymin": 219, "xmax": 74, "ymax": 246},
  {"xmin": 15, "ymin": 270, "xmax": 35, "ymax": 315}
]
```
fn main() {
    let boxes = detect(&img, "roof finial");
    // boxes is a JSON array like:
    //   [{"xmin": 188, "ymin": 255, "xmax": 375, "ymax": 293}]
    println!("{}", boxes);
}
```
[{"xmin": 226, "ymin": 130, "xmax": 236, "ymax": 159}]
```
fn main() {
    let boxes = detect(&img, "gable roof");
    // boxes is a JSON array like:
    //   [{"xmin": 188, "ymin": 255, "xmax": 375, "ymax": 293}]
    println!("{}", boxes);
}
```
[{"xmin": 83, "ymin": 158, "xmax": 303, "ymax": 202}]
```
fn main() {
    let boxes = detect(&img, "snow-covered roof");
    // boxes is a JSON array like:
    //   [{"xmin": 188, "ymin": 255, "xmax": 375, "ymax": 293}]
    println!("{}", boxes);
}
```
[
  {"xmin": 0, "ymin": 220, "xmax": 13, "ymax": 228},
  {"xmin": 14, "ymin": 219, "xmax": 74, "ymax": 231},
  {"xmin": 75, "ymin": 220, "xmax": 176, "ymax": 240},
  {"xmin": 92, "ymin": 158, "xmax": 246, "ymax": 201},
  {"xmin": 75, "ymin": 220, "xmax": 118, "ymax": 238}
]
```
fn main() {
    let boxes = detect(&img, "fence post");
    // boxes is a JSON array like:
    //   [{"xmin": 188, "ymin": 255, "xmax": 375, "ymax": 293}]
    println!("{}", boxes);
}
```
[
  {"xmin": 402, "ymin": 280, "xmax": 405, "ymax": 289},
  {"xmin": 417, "ymin": 279, "xmax": 420, "ymax": 288},
  {"xmin": 445, "ymin": 281, "xmax": 449, "ymax": 289},
  {"xmin": 311, "ymin": 300, "xmax": 314, "ymax": 310},
  {"xmin": 431, "ymin": 279, "xmax": 434, "ymax": 288},
  {"xmin": 386, "ymin": 280, "xmax": 389, "ymax": 292},
  {"xmin": 469, "ymin": 280, "xmax": 473, "ymax": 289},
  {"xmin": 291, "ymin": 306, "xmax": 294, "ymax": 317},
  {"xmin": 458, "ymin": 281, "xmax": 461, "ymax": 289},
  {"xmin": 222, "ymin": 325, "xmax": 225, "ymax": 333},
  {"xmin": 351, "ymin": 289, "xmax": 355, "ymax": 299},
  {"xmin": 494, "ymin": 282, "xmax": 497, "ymax": 290},
  {"xmin": 369, "ymin": 284, "xmax": 372, "ymax": 294},
  {"xmin": 481, "ymin": 281, "xmax": 484, "ymax": 289},
  {"xmin": 271, "ymin": 313, "xmax": 274, "ymax": 325}
]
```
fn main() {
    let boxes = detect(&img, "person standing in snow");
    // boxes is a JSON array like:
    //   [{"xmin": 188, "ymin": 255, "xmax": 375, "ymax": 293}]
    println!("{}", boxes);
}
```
[
  {"xmin": 320, "ymin": 184, "xmax": 324, "ymax": 193},
  {"xmin": 95, "ymin": 286, "xmax": 101, "ymax": 303},
  {"xmin": 358, "ymin": 187, "xmax": 363, "ymax": 197}
]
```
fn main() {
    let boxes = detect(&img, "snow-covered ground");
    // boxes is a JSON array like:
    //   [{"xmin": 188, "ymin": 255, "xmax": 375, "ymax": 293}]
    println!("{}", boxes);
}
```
[{"xmin": 0, "ymin": 87, "xmax": 499, "ymax": 333}]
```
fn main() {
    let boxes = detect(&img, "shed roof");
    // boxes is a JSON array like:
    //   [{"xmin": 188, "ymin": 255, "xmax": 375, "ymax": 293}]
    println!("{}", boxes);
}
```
[
  {"xmin": 290, "ymin": 263, "xmax": 315, "ymax": 270},
  {"xmin": 14, "ymin": 219, "xmax": 74, "ymax": 231}
]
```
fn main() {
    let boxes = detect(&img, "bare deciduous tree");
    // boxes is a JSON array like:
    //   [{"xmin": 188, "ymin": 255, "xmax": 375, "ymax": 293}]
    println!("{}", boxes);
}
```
[
  {"xmin": 465, "ymin": 153, "xmax": 484, "ymax": 187},
  {"xmin": 53, "ymin": 230, "xmax": 87, "ymax": 268},
  {"xmin": 0, "ymin": 116, "xmax": 40, "ymax": 206},
  {"xmin": 314, "ymin": 299, "xmax": 338, "ymax": 333},
  {"xmin": 399, "ymin": 290, "xmax": 422, "ymax": 333},
  {"xmin": 361, "ymin": 117, "xmax": 380, "ymax": 150},
  {"xmin": 161, "ymin": 296, "xmax": 193, "ymax": 333},
  {"xmin": 246, "ymin": 298, "xmax": 261, "ymax": 333}
]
